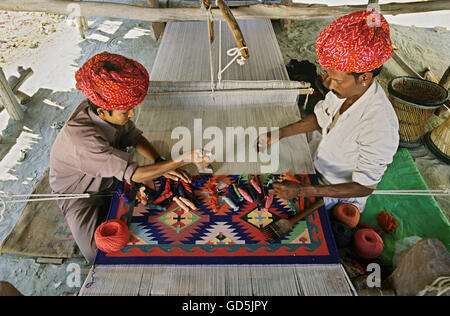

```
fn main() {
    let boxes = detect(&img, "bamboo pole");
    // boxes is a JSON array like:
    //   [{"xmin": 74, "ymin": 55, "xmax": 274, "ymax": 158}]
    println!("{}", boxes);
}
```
[
  {"xmin": 392, "ymin": 51, "xmax": 424, "ymax": 79},
  {"xmin": 0, "ymin": 67, "xmax": 24, "ymax": 121},
  {"xmin": 0, "ymin": 0, "xmax": 448, "ymax": 22}
]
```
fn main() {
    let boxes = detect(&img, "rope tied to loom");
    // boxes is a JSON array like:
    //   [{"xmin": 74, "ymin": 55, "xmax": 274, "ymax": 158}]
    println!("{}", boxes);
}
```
[
  {"xmin": 217, "ymin": 46, "xmax": 248, "ymax": 89},
  {"xmin": 216, "ymin": 9, "xmax": 248, "ymax": 90}
]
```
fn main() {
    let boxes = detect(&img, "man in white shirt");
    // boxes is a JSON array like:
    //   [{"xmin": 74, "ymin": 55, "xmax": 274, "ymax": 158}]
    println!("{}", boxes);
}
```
[{"xmin": 257, "ymin": 10, "xmax": 399, "ymax": 212}]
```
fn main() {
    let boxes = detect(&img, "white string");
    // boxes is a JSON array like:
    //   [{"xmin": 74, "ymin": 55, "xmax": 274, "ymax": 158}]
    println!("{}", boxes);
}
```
[
  {"xmin": 0, "ymin": 192, "xmax": 111, "ymax": 223},
  {"xmin": 417, "ymin": 276, "xmax": 450, "ymax": 296},
  {"xmin": 373, "ymin": 189, "xmax": 449, "ymax": 196},
  {"xmin": 217, "ymin": 46, "xmax": 248, "ymax": 88},
  {"xmin": 211, "ymin": 1, "xmax": 248, "ymax": 90},
  {"xmin": 218, "ymin": 19, "xmax": 222, "ymax": 88},
  {"xmin": 302, "ymin": 91, "xmax": 310, "ymax": 111}
]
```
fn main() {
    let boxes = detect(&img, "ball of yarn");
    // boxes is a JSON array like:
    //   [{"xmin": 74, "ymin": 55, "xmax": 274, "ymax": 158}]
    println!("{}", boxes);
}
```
[
  {"xmin": 353, "ymin": 228, "xmax": 384, "ymax": 259},
  {"xmin": 94, "ymin": 219, "xmax": 130, "ymax": 253},
  {"xmin": 331, "ymin": 220, "xmax": 352, "ymax": 248},
  {"xmin": 332, "ymin": 203, "xmax": 360, "ymax": 229}
]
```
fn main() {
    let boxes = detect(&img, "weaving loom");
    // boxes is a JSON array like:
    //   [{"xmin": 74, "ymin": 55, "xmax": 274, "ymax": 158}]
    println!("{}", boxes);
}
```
[{"xmin": 80, "ymin": 18, "xmax": 355, "ymax": 296}]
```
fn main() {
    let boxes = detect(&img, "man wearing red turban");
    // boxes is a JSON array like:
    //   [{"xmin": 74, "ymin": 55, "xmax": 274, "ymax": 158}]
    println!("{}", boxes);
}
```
[
  {"xmin": 257, "ymin": 10, "xmax": 399, "ymax": 213},
  {"xmin": 50, "ymin": 52, "xmax": 209, "ymax": 263}
]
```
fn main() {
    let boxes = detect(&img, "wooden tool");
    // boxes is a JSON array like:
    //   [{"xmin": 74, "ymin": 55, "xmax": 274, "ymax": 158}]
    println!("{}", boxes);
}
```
[
  {"xmin": 262, "ymin": 199, "xmax": 324, "ymax": 240},
  {"xmin": 216, "ymin": 0, "xmax": 249, "ymax": 59}
]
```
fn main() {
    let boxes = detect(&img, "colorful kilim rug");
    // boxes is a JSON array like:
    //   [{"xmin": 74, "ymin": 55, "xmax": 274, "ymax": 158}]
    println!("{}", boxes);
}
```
[{"xmin": 94, "ymin": 174, "xmax": 340, "ymax": 265}]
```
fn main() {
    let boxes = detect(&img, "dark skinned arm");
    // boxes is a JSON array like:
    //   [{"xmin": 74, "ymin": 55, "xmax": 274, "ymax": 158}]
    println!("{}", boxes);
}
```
[
  {"xmin": 132, "ymin": 136, "xmax": 206, "ymax": 183},
  {"xmin": 256, "ymin": 114, "xmax": 320, "ymax": 152},
  {"xmin": 279, "ymin": 113, "xmax": 320, "ymax": 140},
  {"xmin": 131, "ymin": 159, "xmax": 190, "ymax": 183},
  {"xmin": 272, "ymin": 181, "xmax": 374, "ymax": 200}
]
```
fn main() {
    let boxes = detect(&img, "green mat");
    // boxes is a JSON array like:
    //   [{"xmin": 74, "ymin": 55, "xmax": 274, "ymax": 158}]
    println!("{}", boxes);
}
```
[{"xmin": 361, "ymin": 148, "xmax": 450, "ymax": 266}]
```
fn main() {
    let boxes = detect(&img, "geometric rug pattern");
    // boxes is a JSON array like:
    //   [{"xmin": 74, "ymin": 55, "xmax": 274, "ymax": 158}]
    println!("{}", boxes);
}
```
[{"xmin": 94, "ymin": 174, "xmax": 340, "ymax": 265}]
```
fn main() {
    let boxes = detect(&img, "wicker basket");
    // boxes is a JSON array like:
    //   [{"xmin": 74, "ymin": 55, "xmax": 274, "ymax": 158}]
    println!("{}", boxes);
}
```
[
  {"xmin": 424, "ymin": 115, "xmax": 450, "ymax": 164},
  {"xmin": 388, "ymin": 77, "xmax": 449, "ymax": 144}
]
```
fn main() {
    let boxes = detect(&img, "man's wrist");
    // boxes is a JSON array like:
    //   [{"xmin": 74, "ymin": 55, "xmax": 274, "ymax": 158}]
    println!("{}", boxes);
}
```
[
  {"xmin": 298, "ymin": 183, "xmax": 320, "ymax": 197},
  {"xmin": 278, "ymin": 127, "xmax": 285, "ymax": 140}
]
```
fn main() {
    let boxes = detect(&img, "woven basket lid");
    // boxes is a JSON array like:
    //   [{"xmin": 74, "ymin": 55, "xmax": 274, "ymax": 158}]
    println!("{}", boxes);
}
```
[
  {"xmin": 388, "ymin": 76, "xmax": 449, "ymax": 109},
  {"xmin": 424, "ymin": 115, "xmax": 450, "ymax": 164}
]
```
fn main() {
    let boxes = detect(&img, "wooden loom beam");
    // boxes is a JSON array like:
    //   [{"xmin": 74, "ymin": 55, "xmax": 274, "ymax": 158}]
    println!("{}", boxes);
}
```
[
  {"xmin": 0, "ymin": 0, "xmax": 449, "ymax": 22},
  {"xmin": 0, "ymin": 67, "xmax": 24, "ymax": 121}
]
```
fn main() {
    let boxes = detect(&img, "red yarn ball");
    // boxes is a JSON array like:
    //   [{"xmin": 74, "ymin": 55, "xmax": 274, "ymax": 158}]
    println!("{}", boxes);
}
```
[
  {"xmin": 353, "ymin": 228, "xmax": 384, "ymax": 259},
  {"xmin": 94, "ymin": 219, "xmax": 130, "ymax": 253}
]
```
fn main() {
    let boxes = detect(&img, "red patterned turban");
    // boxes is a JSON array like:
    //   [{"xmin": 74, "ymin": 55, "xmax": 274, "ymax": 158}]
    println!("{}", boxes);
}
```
[
  {"xmin": 316, "ymin": 10, "xmax": 393, "ymax": 73},
  {"xmin": 75, "ymin": 52, "xmax": 149, "ymax": 111}
]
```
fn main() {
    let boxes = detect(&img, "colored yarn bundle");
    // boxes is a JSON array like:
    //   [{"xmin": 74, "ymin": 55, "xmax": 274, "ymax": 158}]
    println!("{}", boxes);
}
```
[
  {"xmin": 94, "ymin": 220, "xmax": 130, "ymax": 253},
  {"xmin": 377, "ymin": 210, "xmax": 398, "ymax": 233},
  {"xmin": 332, "ymin": 203, "xmax": 360, "ymax": 229},
  {"xmin": 353, "ymin": 228, "xmax": 384, "ymax": 259}
]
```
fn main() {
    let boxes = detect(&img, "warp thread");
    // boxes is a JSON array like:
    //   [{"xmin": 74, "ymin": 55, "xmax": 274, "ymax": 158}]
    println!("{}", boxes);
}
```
[{"xmin": 94, "ymin": 219, "xmax": 130, "ymax": 253}]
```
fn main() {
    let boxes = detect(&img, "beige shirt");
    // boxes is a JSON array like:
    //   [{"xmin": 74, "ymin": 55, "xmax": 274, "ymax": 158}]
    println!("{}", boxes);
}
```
[
  {"xmin": 49, "ymin": 100, "xmax": 142, "ymax": 214},
  {"xmin": 313, "ymin": 81, "xmax": 399, "ymax": 190}
]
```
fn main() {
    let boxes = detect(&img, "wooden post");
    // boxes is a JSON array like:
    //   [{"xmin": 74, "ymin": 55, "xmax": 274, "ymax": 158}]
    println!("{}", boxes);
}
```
[
  {"xmin": 280, "ymin": 0, "xmax": 292, "ymax": 32},
  {"xmin": 147, "ymin": 0, "xmax": 165, "ymax": 40},
  {"xmin": 76, "ymin": 16, "xmax": 89, "ymax": 39},
  {"xmin": 0, "ymin": 67, "xmax": 24, "ymax": 121},
  {"xmin": 7, "ymin": 66, "xmax": 34, "ymax": 105},
  {"xmin": 74, "ymin": 0, "xmax": 88, "ymax": 39}
]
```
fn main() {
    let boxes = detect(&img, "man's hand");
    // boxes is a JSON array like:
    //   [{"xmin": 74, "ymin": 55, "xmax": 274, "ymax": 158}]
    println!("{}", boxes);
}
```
[
  {"xmin": 176, "ymin": 149, "xmax": 212, "ymax": 171},
  {"xmin": 163, "ymin": 168, "xmax": 191, "ymax": 183},
  {"xmin": 272, "ymin": 181, "xmax": 310, "ymax": 200},
  {"xmin": 255, "ymin": 131, "xmax": 280, "ymax": 153},
  {"xmin": 193, "ymin": 149, "xmax": 212, "ymax": 171}
]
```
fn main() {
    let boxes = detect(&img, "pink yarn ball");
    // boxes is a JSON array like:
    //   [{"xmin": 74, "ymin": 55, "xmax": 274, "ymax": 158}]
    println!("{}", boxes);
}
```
[{"xmin": 353, "ymin": 228, "xmax": 384, "ymax": 259}]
